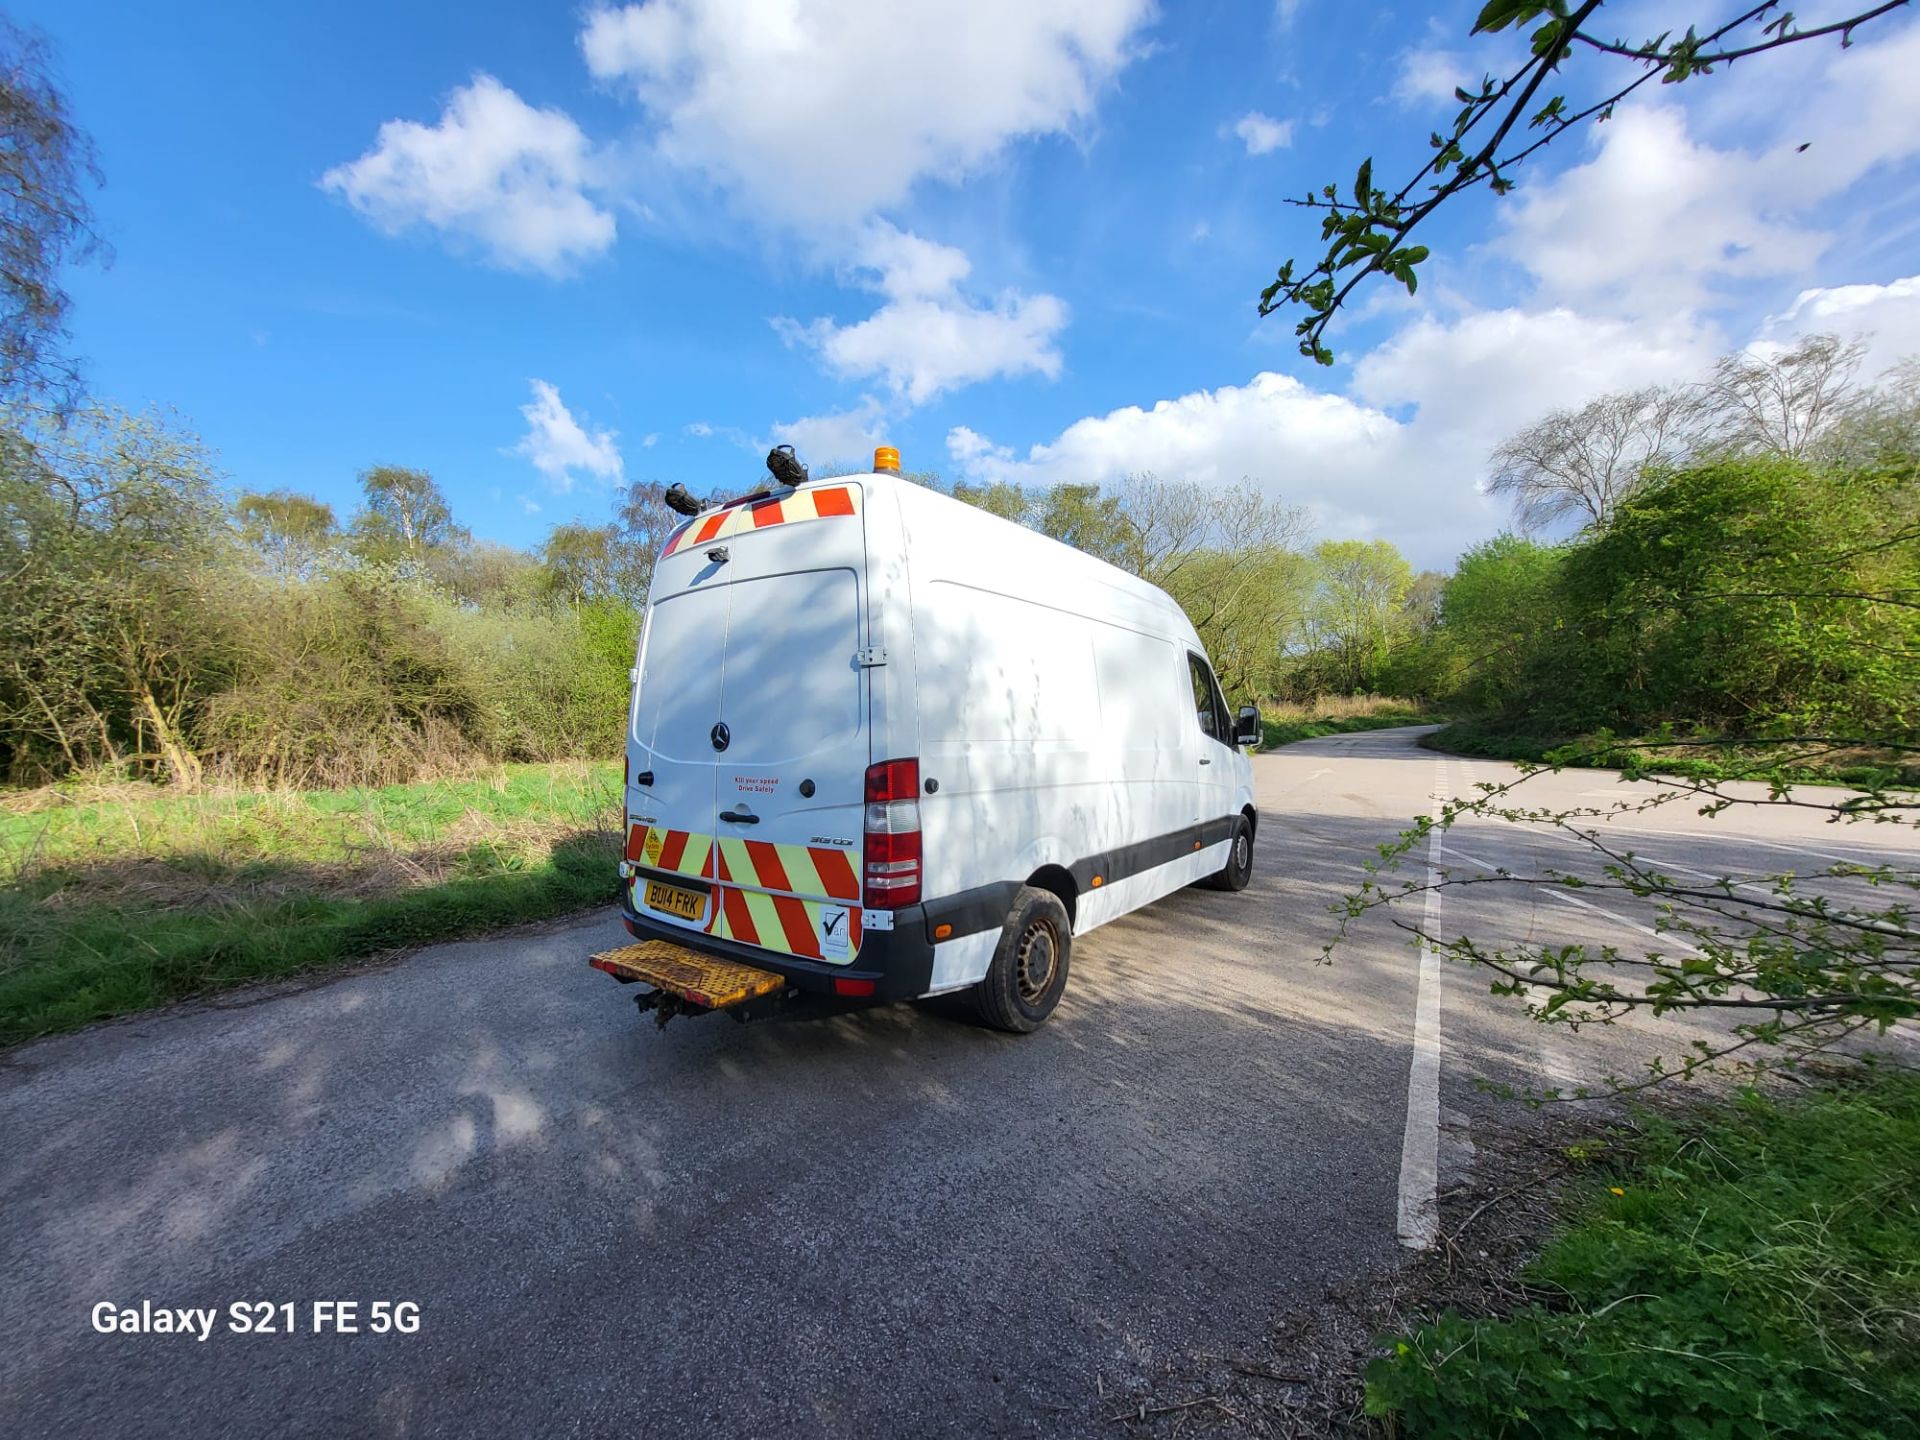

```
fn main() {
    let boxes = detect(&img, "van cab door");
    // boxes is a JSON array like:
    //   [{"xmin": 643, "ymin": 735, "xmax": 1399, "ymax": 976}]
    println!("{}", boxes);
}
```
[{"xmin": 1186, "ymin": 651, "xmax": 1237, "ymax": 825}]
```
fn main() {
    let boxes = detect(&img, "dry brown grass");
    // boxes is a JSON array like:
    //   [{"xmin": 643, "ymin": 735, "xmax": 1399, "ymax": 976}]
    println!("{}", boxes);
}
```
[{"xmin": 1262, "ymin": 694, "xmax": 1421, "ymax": 723}]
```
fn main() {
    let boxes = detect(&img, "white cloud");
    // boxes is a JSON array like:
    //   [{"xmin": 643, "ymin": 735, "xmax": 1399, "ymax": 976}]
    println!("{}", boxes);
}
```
[
  {"xmin": 1392, "ymin": 48, "xmax": 1472, "ymax": 107},
  {"xmin": 512, "ymin": 380, "xmax": 625, "ymax": 491},
  {"xmin": 1232, "ymin": 111, "xmax": 1293, "ymax": 155},
  {"xmin": 946, "ymin": 424, "xmax": 1014, "ymax": 467},
  {"xmin": 1497, "ymin": 107, "xmax": 1829, "ymax": 317},
  {"xmin": 770, "ymin": 397, "xmax": 891, "ymax": 467},
  {"xmin": 322, "ymin": 75, "xmax": 615, "ymax": 275},
  {"xmin": 685, "ymin": 421, "xmax": 714, "ymax": 437},
  {"xmin": 642, "ymin": 432, "xmax": 660, "ymax": 447},
  {"xmin": 949, "ymin": 370, "xmax": 1418, "ymax": 542},
  {"xmin": 776, "ymin": 222, "xmax": 1068, "ymax": 405},
  {"xmin": 1497, "ymin": 22, "xmax": 1920, "ymax": 319},
  {"xmin": 580, "ymin": 0, "xmax": 1156, "ymax": 223},
  {"xmin": 1760, "ymin": 274, "xmax": 1920, "ymax": 377},
  {"xmin": 1351, "ymin": 306, "xmax": 1714, "ymax": 438},
  {"xmin": 855, "ymin": 223, "xmax": 974, "ymax": 300},
  {"xmin": 946, "ymin": 305, "xmax": 1719, "ymax": 565}
]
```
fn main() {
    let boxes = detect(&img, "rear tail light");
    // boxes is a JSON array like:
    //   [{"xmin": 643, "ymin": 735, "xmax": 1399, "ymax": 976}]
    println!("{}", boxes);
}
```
[{"xmin": 863, "ymin": 758, "xmax": 921, "ymax": 909}]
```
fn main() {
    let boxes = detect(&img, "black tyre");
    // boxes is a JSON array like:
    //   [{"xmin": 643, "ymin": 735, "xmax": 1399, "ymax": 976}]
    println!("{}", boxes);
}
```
[
  {"xmin": 974, "ymin": 885, "xmax": 1072, "ymax": 1033},
  {"xmin": 1203, "ymin": 815, "xmax": 1254, "ymax": 891}
]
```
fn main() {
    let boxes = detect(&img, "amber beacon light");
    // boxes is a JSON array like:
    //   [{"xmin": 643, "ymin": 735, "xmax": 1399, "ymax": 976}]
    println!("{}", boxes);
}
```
[{"xmin": 873, "ymin": 445, "xmax": 901, "ymax": 473}]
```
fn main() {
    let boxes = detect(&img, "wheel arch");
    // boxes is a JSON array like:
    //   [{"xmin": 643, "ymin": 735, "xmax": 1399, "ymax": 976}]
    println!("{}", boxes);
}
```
[{"xmin": 1023, "ymin": 863, "xmax": 1078, "ymax": 927}]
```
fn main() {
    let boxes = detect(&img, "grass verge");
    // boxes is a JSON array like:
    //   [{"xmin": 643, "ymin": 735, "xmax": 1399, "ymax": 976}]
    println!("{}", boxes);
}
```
[
  {"xmin": 0, "ymin": 762, "xmax": 623, "ymax": 1046},
  {"xmin": 1426, "ymin": 719, "xmax": 1920, "ymax": 791},
  {"xmin": 1365, "ymin": 1070, "xmax": 1920, "ymax": 1438}
]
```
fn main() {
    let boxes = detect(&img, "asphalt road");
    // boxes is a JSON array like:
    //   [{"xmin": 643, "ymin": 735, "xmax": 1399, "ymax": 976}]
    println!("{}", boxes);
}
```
[{"xmin": 3, "ymin": 726, "xmax": 1913, "ymax": 1437}]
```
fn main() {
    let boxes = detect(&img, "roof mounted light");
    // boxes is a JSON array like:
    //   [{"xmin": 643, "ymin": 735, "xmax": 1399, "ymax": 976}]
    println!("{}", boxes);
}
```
[
  {"xmin": 873, "ymin": 445, "xmax": 900, "ymax": 474},
  {"xmin": 767, "ymin": 444, "xmax": 809, "ymax": 488}
]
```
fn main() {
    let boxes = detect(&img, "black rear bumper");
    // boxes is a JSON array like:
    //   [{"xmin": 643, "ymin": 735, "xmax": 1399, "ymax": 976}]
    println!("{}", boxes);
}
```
[{"xmin": 617, "ymin": 897, "xmax": 938, "ymax": 1001}]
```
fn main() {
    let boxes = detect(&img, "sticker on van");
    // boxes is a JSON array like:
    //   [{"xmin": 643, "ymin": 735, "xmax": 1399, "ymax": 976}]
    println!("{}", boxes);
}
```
[{"xmin": 818, "ymin": 906, "xmax": 851, "ymax": 960}]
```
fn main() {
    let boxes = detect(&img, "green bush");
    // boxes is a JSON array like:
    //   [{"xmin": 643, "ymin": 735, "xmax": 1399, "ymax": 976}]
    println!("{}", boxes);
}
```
[{"xmin": 1481, "ymin": 460, "xmax": 1920, "ymax": 740}]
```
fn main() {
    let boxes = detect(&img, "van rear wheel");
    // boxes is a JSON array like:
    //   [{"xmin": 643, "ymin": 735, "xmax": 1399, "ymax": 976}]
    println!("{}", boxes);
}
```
[
  {"xmin": 1203, "ymin": 816, "xmax": 1254, "ymax": 892},
  {"xmin": 974, "ymin": 886, "xmax": 1072, "ymax": 1033}
]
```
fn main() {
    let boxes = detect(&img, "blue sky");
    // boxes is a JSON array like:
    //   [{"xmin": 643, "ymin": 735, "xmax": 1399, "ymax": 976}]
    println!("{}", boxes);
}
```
[{"xmin": 20, "ymin": 0, "xmax": 1920, "ymax": 567}]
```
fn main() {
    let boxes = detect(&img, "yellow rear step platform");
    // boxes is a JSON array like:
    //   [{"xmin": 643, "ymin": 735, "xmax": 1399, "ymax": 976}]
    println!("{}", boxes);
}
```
[{"xmin": 589, "ymin": 941, "xmax": 786, "ymax": 1009}]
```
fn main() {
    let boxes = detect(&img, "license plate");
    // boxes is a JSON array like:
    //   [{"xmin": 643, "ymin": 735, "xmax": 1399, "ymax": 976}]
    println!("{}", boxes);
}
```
[{"xmin": 644, "ymin": 879, "xmax": 706, "ymax": 922}]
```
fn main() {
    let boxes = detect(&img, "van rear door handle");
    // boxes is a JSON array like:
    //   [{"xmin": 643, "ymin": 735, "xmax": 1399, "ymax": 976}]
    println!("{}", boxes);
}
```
[
  {"xmin": 718, "ymin": 809, "xmax": 760, "ymax": 824},
  {"xmin": 1198, "ymin": 757, "xmax": 1212, "ymax": 765}
]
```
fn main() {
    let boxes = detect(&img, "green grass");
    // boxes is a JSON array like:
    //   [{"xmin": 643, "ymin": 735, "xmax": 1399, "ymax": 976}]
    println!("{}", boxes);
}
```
[
  {"xmin": 1365, "ymin": 1071, "xmax": 1920, "ymax": 1439},
  {"xmin": 1262, "ymin": 707, "xmax": 1442, "ymax": 748},
  {"xmin": 1427, "ymin": 720, "xmax": 1920, "ymax": 791},
  {"xmin": 0, "ymin": 762, "xmax": 623, "ymax": 1045}
]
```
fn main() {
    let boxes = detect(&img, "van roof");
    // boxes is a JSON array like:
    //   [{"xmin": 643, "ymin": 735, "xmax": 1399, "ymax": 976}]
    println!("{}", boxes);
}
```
[{"xmin": 866, "ymin": 470, "xmax": 1201, "ymax": 643}]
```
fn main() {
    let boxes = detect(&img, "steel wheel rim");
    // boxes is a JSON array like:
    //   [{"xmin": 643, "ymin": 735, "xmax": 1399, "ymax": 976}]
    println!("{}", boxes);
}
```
[
  {"xmin": 1015, "ymin": 919, "xmax": 1060, "ymax": 1004},
  {"xmin": 1234, "ymin": 830, "xmax": 1250, "ymax": 874}
]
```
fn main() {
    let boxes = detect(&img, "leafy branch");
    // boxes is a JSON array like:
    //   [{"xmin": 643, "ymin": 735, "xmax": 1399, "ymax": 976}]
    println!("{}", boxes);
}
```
[
  {"xmin": 1258, "ymin": 0, "xmax": 1913, "ymax": 365},
  {"xmin": 1327, "ymin": 736, "xmax": 1918, "ymax": 1094}
]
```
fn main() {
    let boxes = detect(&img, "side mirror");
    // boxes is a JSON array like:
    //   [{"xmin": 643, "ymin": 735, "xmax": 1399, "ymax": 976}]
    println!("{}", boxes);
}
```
[{"xmin": 1234, "ymin": 704, "xmax": 1262, "ymax": 750}]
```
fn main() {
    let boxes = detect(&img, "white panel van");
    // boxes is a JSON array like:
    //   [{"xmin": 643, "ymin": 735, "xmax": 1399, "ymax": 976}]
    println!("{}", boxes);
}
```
[{"xmin": 607, "ymin": 449, "xmax": 1260, "ymax": 1032}]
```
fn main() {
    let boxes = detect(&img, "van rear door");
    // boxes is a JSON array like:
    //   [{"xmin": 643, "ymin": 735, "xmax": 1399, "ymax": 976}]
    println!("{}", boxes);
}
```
[
  {"xmin": 633, "ymin": 483, "xmax": 871, "ymax": 963},
  {"xmin": 709, "ymin": 563, "xmax": 867, "ymax": 964},
  {"xmin": 629, "ymin": 579, "xmax": 728, "ymax": 931}
]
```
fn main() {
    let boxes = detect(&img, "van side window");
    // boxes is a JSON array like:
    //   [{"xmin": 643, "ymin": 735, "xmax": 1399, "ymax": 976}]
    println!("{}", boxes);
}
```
[{"xmin": 1187, "ymin": 654, "xmax": 1225, "ymax": 744}]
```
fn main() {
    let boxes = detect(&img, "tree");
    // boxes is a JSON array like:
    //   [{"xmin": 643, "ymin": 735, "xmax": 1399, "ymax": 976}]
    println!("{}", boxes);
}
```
[
  {"xmin": 1817, "ymin": 357, "xmax": 1920, "ymax": 470},
  {"xmin": 1304, "ymin": 539, "xmax": 1415, "ymax": 693},
  {"xmin": 1440, "ymin": 533, "xmax": 1563, "ymax": 714},
  {"xmin": 611, "ymin": 479, "xmax": 679, "ymax": 602},
  {"xmin": 428, "ymin": 539, "xmax": 541, "ymax": 612},
  {"xmin": 0, "ymin": 405, "xmax": 228, "ymax": 785},
  {"xmin": 540, "ymin": 522, "xmax": 625, "ymax": 607},
  {"xmin": 1032, "ymin": 483, "xmax": 1130, "ymax": 567},
  {"xmin": 1487, "ymin": 384, "xmax": 1695, "ymax": 531},
  {"xmin": 0, "ymin": 20, "xmax": 108, "ymax": 412},
  {"xmin": 1700, "ymin": 332, "xmax": 1864, "ymax": 458},
  {"xmin": 1169, "ymin": 545, "xmax": 1315, "ymax": 698},
  {"xmin": 349, "ymin": 465, "xmax": 464, "ymax": 563},
  {"xmin": 1257, "ymin": 3, "xmax": 1909, "ymax": 363},
  {"xmin": 951, "ymin": 478, "xmax": 1030, "ymax": 524},
  {"xmin": 233, "ymin": 490, "xmax": 338, "ymax": 579},
  {"xmin": 1552, "ymin": 456, "xmax": 1919, "ymax": 737}
]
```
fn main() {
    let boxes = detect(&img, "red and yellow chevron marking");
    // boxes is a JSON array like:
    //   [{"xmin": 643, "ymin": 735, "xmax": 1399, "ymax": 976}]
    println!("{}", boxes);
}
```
[
  {"xmin": 627, "ymin": 821, "xmax": 863, "ymax": 965},
  {"xmin": 626, "ymin": 822, "xmax": 712, "ymax": 880},
  {"xmin": 660, "ymin": 484, "xmax": 861, "ymax": 559}
]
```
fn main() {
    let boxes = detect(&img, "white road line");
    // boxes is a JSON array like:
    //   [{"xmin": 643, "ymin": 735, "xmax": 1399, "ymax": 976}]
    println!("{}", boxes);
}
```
[
  {"xmin": 1396, "ymin": 758, "xmax": 1449, "ymax": 1251},
  {"xmin": 1443, "ymin": 842, "xmax": 1705, "ymax": 957},
  {"xmin": 1585, "ymin": 825, "xmax": 1896, "ymax": 869}
]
